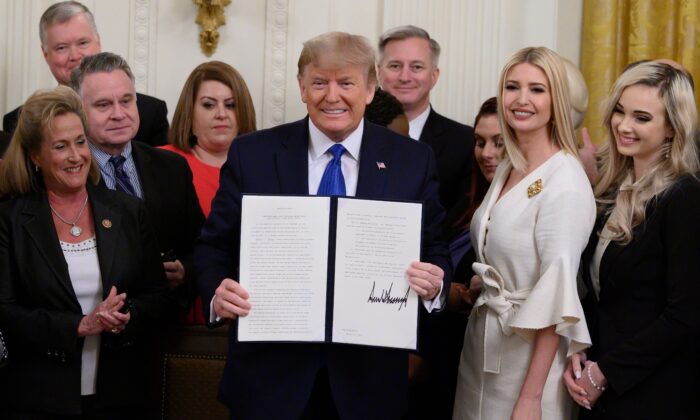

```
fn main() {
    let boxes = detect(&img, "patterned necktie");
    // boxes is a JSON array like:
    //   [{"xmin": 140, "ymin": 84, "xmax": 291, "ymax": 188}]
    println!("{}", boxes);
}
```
[
  {"xmin": 317, "ymin": 144, "xmax": 346, "ymax": 196},
  {"xmin": 108, "ymin": 155, "xmax": 136, "ymax": 196}
]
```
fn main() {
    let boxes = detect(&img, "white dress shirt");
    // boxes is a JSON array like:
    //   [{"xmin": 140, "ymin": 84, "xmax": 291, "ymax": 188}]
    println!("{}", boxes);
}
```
[
  {"xmin": 307, "ymin": 119, "xmax": 362, "ymax": 196},
  {"xmin": 408, "ymin": 105, "xmax": 431, "ymax": 140},
  {"xmin": 89, "ymin": 141, "xmax": 144, "ymax": 198}
]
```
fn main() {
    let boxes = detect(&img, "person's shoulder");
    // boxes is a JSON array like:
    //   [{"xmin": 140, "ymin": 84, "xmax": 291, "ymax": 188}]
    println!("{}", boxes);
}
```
[
  {"xmin": 0, "ymin": 190, "xmax": 47, "ymax": 219},
  {"xmin": 136, "ymin": 92, "xmax": 167, "ymax": 108},
  {"xmin": 0, "ymin": 192, "xmax": 28, "ymax": 214},
  {"xmin": 428, "ymin": 109, "xmax": 473, "ymax": 134},
  {"xmin": 543, "ymin": 152, "xmax": 593, "ymax": 194},
  {"xmin": 3, "ymin": 106, "xmax": 21, "ymax": 132},
  {"xmin": 0, "ymin": 130, "xmax": 11, "ymax": 155},
  {"xmin": 89, "ymin": 182, "xmax": 143, "ymax": 210},
  {"xmin": 133, "ymin": 141, "xmax": 190, "ymax": 171},
  {"xmin": 234, "ymin": 119, "xmax": 306, "ymax": 149},
  {"xmin": 366, "ymin": 120, "xmax": 432, "ymax": 155},
  {"xmin": 158, "ymin": 143, "xmax": 188, "ymax": 158},
  {"xmin": 661, "ymin": 173, "xmax": 700, "ymax": 202}
]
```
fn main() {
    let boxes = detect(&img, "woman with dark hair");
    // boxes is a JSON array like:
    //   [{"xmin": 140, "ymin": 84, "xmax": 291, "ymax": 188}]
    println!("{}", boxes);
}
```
[
  {"xmin": 163, "ymin": 60, "xmax": 256, "ymax": 217},
  {"xmin": 444, "ymin": 97, "xmax": 502, "ymax": 298},
  {"xmin": 416, "ymin": 97, "xmax": 504, "ymax": 418},
  {"xmin": 163, "ymin": 60, "xmax": 256, "ymax": 324},
  {"xmin": 0, "ymin": 86, "xmax": 168, "ymax": 418}
]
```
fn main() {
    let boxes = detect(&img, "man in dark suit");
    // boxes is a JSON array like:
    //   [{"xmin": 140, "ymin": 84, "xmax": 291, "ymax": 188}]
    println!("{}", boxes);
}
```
[
  {"xmin": 70, "ymin": 52, "xmax": 203, "ymax": 297},
  {"xmin": 2, "ymin": 1, "xmax": 168, "ymax": 147},
  {"xmin": 195, "ymin": 32, "xmax": 450, "ymax": 420},
  {"xmin": 378, "ymin": 25, "xmax": 474, "ymax": 215},
  {"xmin": 378, "ymin": 25, "xmax": 474, "ymax": 420}
]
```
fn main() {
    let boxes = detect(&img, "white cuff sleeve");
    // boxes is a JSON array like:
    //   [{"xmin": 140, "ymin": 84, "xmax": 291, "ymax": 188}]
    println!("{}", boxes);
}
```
[
  {"xmin": 421, "ymin": 280, "xmax": 445, "ymax": 312},
  {"xmin": 209, "ymin": 297, "xmax": 222, "ymax": 323}
]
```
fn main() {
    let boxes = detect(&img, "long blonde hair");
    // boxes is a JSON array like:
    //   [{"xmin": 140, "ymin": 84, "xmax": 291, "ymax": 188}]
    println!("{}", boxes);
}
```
[
  {"xmin": 595, "ymin": 62, "xmax": 699, "ymax": 244},
  {"xmin": 497, "ymin": 47, "xmax": 579, "ymax": 172},
  {"xmin": 0, "ymin": 86, "xmax": 100, "ymax": 198}
]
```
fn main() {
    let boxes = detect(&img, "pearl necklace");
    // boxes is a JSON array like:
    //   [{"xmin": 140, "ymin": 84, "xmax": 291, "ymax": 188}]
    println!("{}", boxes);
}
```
[{"xmin": 50, "ymin": 195, "xmax": 89, "ymax": 237}]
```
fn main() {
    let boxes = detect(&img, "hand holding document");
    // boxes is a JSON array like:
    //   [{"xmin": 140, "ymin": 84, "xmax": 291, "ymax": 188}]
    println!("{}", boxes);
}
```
[
  {"xmin": 237, "ymin": 195, "xmax": 422, "ymax": 350},
  {"xmin": 213, "ymin": 278, "xmax": 251, "ymax": 319}
]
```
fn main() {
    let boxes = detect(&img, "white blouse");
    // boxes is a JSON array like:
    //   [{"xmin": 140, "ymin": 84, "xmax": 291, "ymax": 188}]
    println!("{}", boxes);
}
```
[{"xmin": 61, "ymin": 237, "xmax": 102, "ymax": 396}]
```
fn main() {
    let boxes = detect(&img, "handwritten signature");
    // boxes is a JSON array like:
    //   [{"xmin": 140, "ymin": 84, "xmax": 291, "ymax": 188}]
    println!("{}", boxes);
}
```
[{"xmin": 367, "ymin": 281, "xmax": 409, "ymax": 311}]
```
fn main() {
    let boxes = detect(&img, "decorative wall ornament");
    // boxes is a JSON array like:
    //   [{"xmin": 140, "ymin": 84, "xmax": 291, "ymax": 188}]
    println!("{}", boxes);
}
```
[
  {"xmin": 194, "ymin": 0, "xmax": 231, "ymax": 56},
  {"xmin": 262, "ymin": 0, "xmax": 289, "ymax": 127},
  {"xmin": 132, "ymin": 0, "xmax": 151, "ymax": 92}
]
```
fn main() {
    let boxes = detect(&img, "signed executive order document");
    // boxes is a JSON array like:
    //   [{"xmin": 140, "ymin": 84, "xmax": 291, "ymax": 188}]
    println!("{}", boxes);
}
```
[{"xmin": 237, "ymin": 195, "xmax": 421, "ymax": 350}]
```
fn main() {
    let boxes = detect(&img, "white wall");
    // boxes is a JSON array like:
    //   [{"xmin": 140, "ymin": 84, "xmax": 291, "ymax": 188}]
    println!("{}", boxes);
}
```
[{"xmin": 0, "ymin": 0, "xmax": 582, "ymax": 130}]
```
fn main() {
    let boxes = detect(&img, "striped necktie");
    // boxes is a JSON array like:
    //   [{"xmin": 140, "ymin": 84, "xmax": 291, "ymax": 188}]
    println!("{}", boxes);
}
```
[{"xmin": 108, "ymin": 155, "xmax": 136, "ymax": 196}]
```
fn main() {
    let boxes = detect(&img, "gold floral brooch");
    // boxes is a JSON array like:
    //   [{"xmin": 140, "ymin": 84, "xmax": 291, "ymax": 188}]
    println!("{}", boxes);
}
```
[{"xmin": 527, "ymin": 179, "xmax": 543, "ymax": 198}]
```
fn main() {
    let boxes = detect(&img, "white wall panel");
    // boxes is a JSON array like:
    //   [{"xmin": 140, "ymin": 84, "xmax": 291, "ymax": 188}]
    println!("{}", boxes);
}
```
[{"xmin": 0, "ymin": 0, "xmax": 582, "ymax": 131}]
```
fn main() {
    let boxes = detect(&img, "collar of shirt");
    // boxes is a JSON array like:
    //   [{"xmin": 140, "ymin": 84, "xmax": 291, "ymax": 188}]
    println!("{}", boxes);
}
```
[
  {"xmin": 88, "ymin": 141, "xmax": 143, "ymax": 198},
  {"xmin": 408, "ymin": 104, "xmax": 432, "ymax": 140},
  {"xmin": 307, "ymin": 119, "xmax": 363, "ymax": 196}
]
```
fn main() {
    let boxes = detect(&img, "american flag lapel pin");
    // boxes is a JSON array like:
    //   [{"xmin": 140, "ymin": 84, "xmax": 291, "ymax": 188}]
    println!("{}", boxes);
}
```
[{"xmin": 376, "ymin": 162, "xmax": 386, "ymax": 170}]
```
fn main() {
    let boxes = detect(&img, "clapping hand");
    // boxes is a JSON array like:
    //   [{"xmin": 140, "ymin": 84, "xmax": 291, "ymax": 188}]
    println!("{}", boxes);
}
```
[{"xmin": 78, "ymin": 286, "xmax": 131, "ymax": 336}]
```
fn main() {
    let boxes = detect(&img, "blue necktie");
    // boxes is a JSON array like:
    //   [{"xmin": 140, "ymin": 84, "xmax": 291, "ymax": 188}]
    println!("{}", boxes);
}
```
[
  {"xmin": 109, "ymin": 155, "xmax": 136, "ymax": 196},
  {"xmin": 317, "ymin": 144, "xmax": 346, "ymax": 196}
]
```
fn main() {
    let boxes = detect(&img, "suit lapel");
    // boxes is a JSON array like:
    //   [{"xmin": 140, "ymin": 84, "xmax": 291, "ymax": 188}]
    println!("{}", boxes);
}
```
[
  {"xmin": 356, "ymin": 122, "xmax": 388, "ymax": 198},
  {"xmin": 275, "ymin": 119, "xmax": 310, "ymax": 195},
  {"xmin": 418, "ymin": 109, "xmax": 441, "ymax": 143},
  {"xmin": 89, "ymin": 185, "xmax": 122, "ymax": 294},
  {"xmin": 131, "ymin": 142, "xmax": 156, "ymax": 201},
  {"xmin": 21, "ymin": 193, "xmax": 79, "ymax": 305}
]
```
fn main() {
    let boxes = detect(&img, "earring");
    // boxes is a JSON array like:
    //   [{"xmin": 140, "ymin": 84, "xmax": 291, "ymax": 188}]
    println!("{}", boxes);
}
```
[{"xmin": 34, "ymin": 164, "xmax": 39, "ymax": 171}]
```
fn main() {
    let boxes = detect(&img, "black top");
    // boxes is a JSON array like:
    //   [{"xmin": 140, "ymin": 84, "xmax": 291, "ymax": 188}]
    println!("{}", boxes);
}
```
[{"xmin": 580, "ymin": 175, "xmax": 700, "ymax": 419}]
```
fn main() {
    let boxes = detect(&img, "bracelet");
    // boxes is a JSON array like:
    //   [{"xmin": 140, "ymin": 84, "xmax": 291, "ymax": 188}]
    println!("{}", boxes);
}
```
[{"xmin": 587, "ymin": 362, "xmax": 606, "ymax": 392}]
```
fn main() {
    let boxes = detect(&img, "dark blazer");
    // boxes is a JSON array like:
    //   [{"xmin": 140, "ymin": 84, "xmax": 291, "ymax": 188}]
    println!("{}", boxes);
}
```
[
  {"xmin": 0, "ymin": 130, "xmax": 10, "ymax": 157},
  {"xmin": 0, "ymin": 184, "xmax": 169, "ymax": 415},
  {"xmin": 419, "ymin": 108, "xmax": 474, "ymax": 215},
  {"xmin": 580, "ymin": 176, "xmax": 700, "ymax": 420},
  {"xmin": 129, "ymin": 142, "xmax": 204, "ymax": 267},
  {"xmin": 3, "ymin": 92, "xmax": 169, "ymax": 147},
  {"xmin": 99, "ymin": 142, "xmax": 205, "ymax": 309},
  {"xmin": 195, "ymin": 118, "xmax": 451, "ymax": 420}
]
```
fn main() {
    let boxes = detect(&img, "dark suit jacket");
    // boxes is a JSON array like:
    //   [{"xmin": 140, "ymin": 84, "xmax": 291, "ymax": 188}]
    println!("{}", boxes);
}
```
[
  {"xmin": 195, "ymin": 118, "xmax": 451, "ymax": 420},
  {"xmin": 0, "ymin": 184, "xmax": 169, "ymax": 415},
  {"xmin": 419, "ymin": 108, "xmax": 474, "ymax": 215},
  {"xmin": 99, "ymin": 142, "xmax": 205, "ymax": 309},
  {"xmin": 3, "ymin": 92, "xmax": 169, "ymax": 147},
  {"xmin": 580, "ymin": 176, "xmax": 700, "ymax": 420},
  {"xmin": 0, "ymin": 130, "xmax": 10, "ymax": 157}
]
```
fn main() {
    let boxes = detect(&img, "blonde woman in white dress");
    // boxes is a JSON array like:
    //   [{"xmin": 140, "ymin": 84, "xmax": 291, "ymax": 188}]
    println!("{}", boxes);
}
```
[{"xmin": 453, "ymin": 47, "xmax": 595, "ymax": 420}]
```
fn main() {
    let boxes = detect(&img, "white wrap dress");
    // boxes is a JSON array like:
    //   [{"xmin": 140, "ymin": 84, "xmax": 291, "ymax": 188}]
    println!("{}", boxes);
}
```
[{"xmin": 453, "ymin": 151, "xmax": 595, "ymax": 420}]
